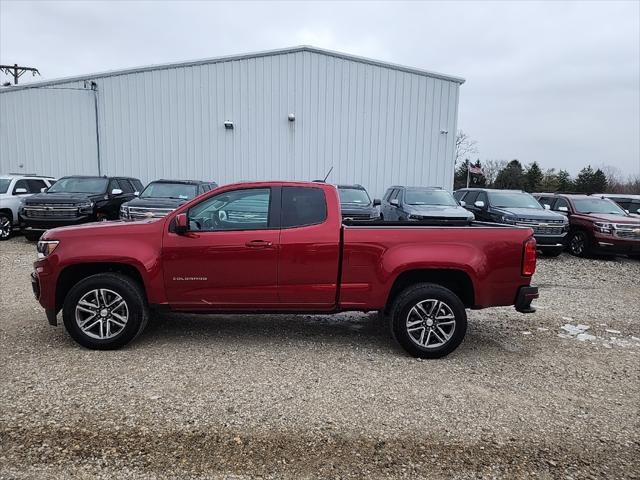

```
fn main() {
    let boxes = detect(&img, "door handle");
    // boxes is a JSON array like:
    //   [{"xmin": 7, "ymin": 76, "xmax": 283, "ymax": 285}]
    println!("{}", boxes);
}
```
[{"xmin": 245, "ymin": 240, "xmax": 273, "ymax": 248}]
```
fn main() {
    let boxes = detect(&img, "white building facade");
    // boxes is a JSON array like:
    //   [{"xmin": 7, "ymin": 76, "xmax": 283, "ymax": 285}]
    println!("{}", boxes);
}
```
[{"xmin": 0, "ymin": 46, "xmax": 464, "ymax": 197}]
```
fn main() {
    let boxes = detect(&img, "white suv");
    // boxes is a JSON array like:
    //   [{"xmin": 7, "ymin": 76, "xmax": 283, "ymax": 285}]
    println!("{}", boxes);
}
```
[{"xmin": 0, "ymin": 174, "xmax": 56, "ymax": 240}]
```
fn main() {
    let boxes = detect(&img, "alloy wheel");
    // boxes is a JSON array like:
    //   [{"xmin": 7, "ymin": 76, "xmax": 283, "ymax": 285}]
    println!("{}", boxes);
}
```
[
  {"xmin": 75, "ymin": 289, "xmax": 129, "ymax": 340},
  {"xmin": 0, "ymin": 216, "xmax": 11, "ymax": 238},
  {"xmin": 405, "ymin": 299, "xmax": 456, "ymax": 348},
  {"xmin": 570, "ymin": 233, "xmax": 585, "ymax": 255}
]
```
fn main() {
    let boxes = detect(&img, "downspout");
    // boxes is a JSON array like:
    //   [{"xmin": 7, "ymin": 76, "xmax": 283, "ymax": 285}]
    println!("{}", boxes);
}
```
[{"xmin": 90, "ymin": 81, "xmax": 102, "ymax": 176}]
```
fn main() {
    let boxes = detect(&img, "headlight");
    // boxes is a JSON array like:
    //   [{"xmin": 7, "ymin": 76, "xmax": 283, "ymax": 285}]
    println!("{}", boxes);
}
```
[
  {"xmin": 120, "ymin": 205, "xmax": 129, "ymax": 219},
  {"xmin": 409, "ymin": 214, "xmax": 423, "ymax": 220},
  {"xmin": 37, "ymin": 240, "xmax": 59, "ymax": 258},
  {"xmin": 500, "ymin": 216, "xmax": 516, "ymax": 224},
  {"xmin": 594, "ymin": 222, "xmax": 615, "ymax": 234},
  {"xmin": 77, "ymin": 201, "xmax": 94, "ymax": 214}
]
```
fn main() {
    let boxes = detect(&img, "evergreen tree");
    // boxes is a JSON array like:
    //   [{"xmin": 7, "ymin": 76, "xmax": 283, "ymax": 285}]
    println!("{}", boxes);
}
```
[
  {"xmin": 575, "ymin": 165, "xmax": 596, "ymax": 192},
  {"xmin": 556, "ymin": 170, "xmax": 573, "ymax": 192},
  {"xmin": 592, "ymin": 168, "xmax": 608, "ymax": 193},
  {"xmin": 524, "ymin": 161, "xmax": 543, "ymax": 192},
  {"xmin": 493, "ymin": 160, "xmax": 526, "ymax": 190}
]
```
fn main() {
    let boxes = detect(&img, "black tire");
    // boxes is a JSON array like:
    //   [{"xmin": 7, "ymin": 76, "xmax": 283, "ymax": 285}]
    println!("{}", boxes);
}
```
[
  {"xmin": 540, "ymin": 247, "xmax": 563, "ymax": 258},
  {"xmin": 62, "ymin": 273, "xmax": 148, "ymax": 350},
  {"xmin": 23, "ymin": 230, "xmax": 42, "ymax": 242},
  {"xmin": 568, "ymin": 230, "xmax": 590, "ymax": 257},
  {"xmin": 389, "ymin": 283, "xmax": 467, "ymax": 359},
  {"xmin": 0, "ymin": 213, "xmax": 13, "ymax": 241}
]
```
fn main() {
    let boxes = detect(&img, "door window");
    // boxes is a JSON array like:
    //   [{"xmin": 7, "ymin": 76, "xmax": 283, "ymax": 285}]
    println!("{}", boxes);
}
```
[
  {"xmin": 453, "ymin": 191, "xmax": 466, "ymax": 201},
  {"xmin": 463, "ymin": 191, "xmax": 479, "ymax": 205},
  {"xmin": 26, "ymin": 179, "xmax": 47, "ymax": 193},
  {"xmin": 281, "ymin": 186, "xmax": 327, "ymax": 228},
  {"xmin": 12, "ymin": 179, "xmax": 29, "ymax": 194},
  {"xmin": 537, "ymin": 196, "xmax": 554, "ymax": 209},
  {"xmin": 118, "ymin": 179, "xmax": 135, "ymax": 194},
  {"xmin": 553, "ymin": 198, "xmax": 570, "ymax": 212},
  {"xmin": 476, "ymin": 192, "xmax": 488, "ymax": 206},
  {"xmin": 188, "ymin": 188, "xmax": 271, "ymax": 231}
]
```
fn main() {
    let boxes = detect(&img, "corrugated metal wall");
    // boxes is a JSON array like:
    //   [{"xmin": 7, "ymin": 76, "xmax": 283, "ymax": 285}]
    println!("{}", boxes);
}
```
[{"xmin": 0, "ymin": 49, "xmax": 461, "ymax": 197}]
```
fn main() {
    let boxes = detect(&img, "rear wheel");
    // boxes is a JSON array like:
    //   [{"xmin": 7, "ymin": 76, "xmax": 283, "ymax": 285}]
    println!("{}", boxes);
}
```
[
  {"xmin": 568, "ymin": 231, "xmax": 590, "ymax": 257},
  {"xmin": 390, "ymin": 283, "xmax": 467, "ymax": 359},
  {"xmin": 0, "ymin": 213, "xmax": 12, "ymax": 240},
  {"xmin": 62, "ymin": 273, "xmax": 148, "ymax": 350}
]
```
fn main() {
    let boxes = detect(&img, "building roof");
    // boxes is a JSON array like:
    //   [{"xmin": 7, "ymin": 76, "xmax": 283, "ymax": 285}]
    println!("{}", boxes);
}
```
[{"xmin": 0, "ymin": 45, "xmax": 465, "ymax": 94}]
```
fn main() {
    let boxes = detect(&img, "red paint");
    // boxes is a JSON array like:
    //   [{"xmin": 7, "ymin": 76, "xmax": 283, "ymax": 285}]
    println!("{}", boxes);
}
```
[{"xmin": 34, "ymin": 181, "xmax": 536, "ymax": 315}]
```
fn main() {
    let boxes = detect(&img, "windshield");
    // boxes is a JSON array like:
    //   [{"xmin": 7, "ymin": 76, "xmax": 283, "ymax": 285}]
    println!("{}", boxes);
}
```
[
  {"xmin": 573, "ymin": 198, "xmax": 627, "ymax": 215},
  {"xmin": 338, "ymin": 188, "xmax": 371, "ymax": 205},
  {"xmin": 488, "ymin": 192, "xmax": 543, "ymax": 209},
  {"xmin": 47, "ymin": 177, "xmax": 108, "ymax": 194},
  {"xmin": 140, "ymin": 182, "xmax": 197, "ymax": 200},
  {"xmin": 0, "ymin": 179, "xmax": 10, "ymax": 194},
  {"xmin": 405, "ymin": 189, "xmax": 457, "ymax": 206}
]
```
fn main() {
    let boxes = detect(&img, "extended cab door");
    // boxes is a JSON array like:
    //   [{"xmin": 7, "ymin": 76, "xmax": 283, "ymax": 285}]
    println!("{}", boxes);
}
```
[
  {"xmin": 162, "ymin": 187, "xmax": 280, "ymax": 309},
  {"xmin": 277, "ymin": 186, "xmax": 341, "ymax": 309}
]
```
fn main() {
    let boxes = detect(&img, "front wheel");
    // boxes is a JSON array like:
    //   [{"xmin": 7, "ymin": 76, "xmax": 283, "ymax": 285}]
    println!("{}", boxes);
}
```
[
  {"xmin": 62, "ymin": 273, "xmax": 148, "ymax": 349},
  {"xmin": 389, "ymin": 283, "xmax": 467, "ymax": 359},
  {"xmin": 0, "ymin": 213, "xmax": 13, "ymax": 240},
  {"xmin": 568, "ymin": 231, "xmax": 590, "ymax": 257}
]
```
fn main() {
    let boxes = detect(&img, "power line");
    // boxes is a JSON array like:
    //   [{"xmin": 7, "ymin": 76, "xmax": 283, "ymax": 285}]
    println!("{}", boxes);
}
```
[{"xmin": 0, "ymin": 64, "xmax": 40, "ymax": 85}]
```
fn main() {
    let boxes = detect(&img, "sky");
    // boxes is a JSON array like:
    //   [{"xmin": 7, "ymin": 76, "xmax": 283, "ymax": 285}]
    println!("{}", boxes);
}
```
[{"xmin": 1, "ymin": 0, "xmax": 639, "ymax": 177}]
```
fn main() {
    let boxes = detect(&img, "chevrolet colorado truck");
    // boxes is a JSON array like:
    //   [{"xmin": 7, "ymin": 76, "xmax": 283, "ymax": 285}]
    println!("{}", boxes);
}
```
[{"xmin": 32, "ymin": 181, "xmax": 539, "ymax": 358}]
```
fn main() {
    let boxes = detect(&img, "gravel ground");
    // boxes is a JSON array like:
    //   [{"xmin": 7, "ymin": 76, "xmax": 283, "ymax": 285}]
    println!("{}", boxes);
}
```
[{"xmin": 1, "ymin": 235, "xmax": 639, "ymax": 479}]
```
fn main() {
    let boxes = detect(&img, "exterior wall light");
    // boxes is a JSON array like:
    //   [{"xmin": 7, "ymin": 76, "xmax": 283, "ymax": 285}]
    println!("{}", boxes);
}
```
[
  {"xmin": 224, "ymin": 121, "xmax": 234, "ymax": 129},
  {"xmin": 288, "ymin": 113, "xmax": 295, "ymax": 122}
]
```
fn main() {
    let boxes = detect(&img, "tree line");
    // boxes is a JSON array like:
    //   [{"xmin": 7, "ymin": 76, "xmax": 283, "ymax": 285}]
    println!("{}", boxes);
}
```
[{"xmin": 453, "ymin": 131, "xmax": 639, "ymax": 194}]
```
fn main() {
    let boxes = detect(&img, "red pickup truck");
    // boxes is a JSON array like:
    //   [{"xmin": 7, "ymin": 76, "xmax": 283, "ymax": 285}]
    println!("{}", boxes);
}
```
[{"xmin": 32, "ymin": 181, "xmax": 539, "ymax": 358}]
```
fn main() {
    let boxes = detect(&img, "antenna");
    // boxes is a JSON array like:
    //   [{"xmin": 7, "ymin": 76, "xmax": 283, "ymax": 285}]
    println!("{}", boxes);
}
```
[{"xmin": 323, "ymin": 166, "xmax": 334, "ymax": 183}]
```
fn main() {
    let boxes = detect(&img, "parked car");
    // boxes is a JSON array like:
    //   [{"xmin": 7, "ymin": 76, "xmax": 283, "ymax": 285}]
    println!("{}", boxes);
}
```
[
  {"xmin": 381, "ymin": 186, "xmax": 474, "ymax": 225},
  {"xmin": 0, "ymin": 174, "xmax": 56, "ymax": 240},
  {"xmin": 336, "ymin": 184, "xmax": 381, "ymax": 220},
  {"xmin": 533, "ymin": 193, "xmax": 640, "ymax": 258},
  {"xmin": 593, "ymin": 194, "xmax": 640, "ymax": 218},
  {"xmin": 20, "ymin": 175, "xmax": 143, "ymax": 241},
  {"xmin": 454, "ymin": 188, "xmax": 569, "ymax": 257},
  {"xmin": 120, "ymin": 179, "xmax": 218, "ymax": 220},
  {"xmin": 32, "ymin": 181, "xmax": 539, "ymax": 358}
]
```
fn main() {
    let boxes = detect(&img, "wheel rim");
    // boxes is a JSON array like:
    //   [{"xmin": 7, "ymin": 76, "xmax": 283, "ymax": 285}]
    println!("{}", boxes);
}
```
[
  {"xmin": 570, "ymin": 233, "xmax": 584, "ymax": 255},
  {"xmin": 75, "ymin": 289, "xmax": 129, "ymax": 340},
  {"xmin": 0, "ymin": 217, "xmax": 11, "ymax": 238},
  {"xmin": 406, "ymin": 299, "xmax": 456, "ymax": 349}
]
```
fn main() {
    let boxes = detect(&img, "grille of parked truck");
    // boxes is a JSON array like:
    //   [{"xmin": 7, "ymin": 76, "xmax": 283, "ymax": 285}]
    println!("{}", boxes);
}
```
[
  {"xmin": 120, "ymin": 179, "xmax": 218, "ymax": 220},
  {"xmin": 31, "ymin": 181, "xmax": 539, "ymax": 359},
  {"xmin": 20, "ymin": 176, "xmax": 144, "ymax": 241},
  {"xmin": 455, "ymin": 188, "xmax": 569, "ymax": 257},
  {"xmin": 0, "ymin": 173, "xmax": 56, "ymax": 240}
]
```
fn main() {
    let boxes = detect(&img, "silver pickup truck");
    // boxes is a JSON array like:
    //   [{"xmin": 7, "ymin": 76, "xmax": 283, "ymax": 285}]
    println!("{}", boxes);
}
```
[{"xmin": 0, "ymin": 174, "xmax": 56, "ymax": 240}]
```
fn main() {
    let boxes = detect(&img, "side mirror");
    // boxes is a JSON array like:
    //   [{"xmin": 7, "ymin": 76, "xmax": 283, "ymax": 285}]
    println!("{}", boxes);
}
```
[
  {"xmin": 175, "ymin": 213, "xmax": 188, "ymax": 234},
  {"xmin": 636, "ymin": 208, "xmax": 640, "ymax": 214},
  {"xmin": 543, "ymin": 204, "xmax": 551, "ymax": 210},
  {"xmin": 40, "ymin": 187, "xmax": 47, "ymax": 193},
  {"xmin": 14, "ymin": 188, "xmax": 28, "ymax": 194},
  {"xmin": 134, "ymin": 191, "xmax": 140, "ymax": 197},
  {"xmin": 373, "ymin": 198, "xmax": 381, "ymax": 207},
  {"xmin": 459, "ymin": 200, "xmax": 466, "ymax": 207},
  {"xmin": 624, "ymin": 209, "xmax": 629, "ymax": 214},
  {"xmin": 474, "ymin": 200, "xmax": 485, "ymax": 209},
  {"xmin": 390, "ymin": 199, "xmax": 399, "ymax": 207},
  {"xmin": 111, "ymin": 188, "xmax": 123, "ymax": 196},
  {"xmin": 557, "ymin": 206, "xmax": 569, "ymax": 213}
]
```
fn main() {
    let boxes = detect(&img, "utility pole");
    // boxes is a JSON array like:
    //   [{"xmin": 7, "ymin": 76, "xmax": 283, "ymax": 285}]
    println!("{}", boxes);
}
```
[{"xmin": 0, "ymin": 64, "xmax": 40, "ymax": 85}]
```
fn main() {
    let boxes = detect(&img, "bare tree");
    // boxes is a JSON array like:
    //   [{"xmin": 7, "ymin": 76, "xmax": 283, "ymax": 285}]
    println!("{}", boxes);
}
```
[
  {"xmin": 455, "ymin": 130, "xmax": 478, "ymax": 166},
  {"xmin": 482, "ymin": 159, "xmax": 507, "ymax": 186}
]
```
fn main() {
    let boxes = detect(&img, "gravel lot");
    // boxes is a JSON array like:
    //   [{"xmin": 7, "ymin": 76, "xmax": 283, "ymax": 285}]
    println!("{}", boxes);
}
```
[{"xmin": 1, "ymin": 235, "xmax": 639, "ymax": 479}]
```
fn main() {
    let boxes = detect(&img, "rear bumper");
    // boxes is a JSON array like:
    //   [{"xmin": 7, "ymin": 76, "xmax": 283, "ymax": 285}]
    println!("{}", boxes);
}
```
[{"xmin": 515, "ymin": 285, "xmax": 538, "ymax": 313}]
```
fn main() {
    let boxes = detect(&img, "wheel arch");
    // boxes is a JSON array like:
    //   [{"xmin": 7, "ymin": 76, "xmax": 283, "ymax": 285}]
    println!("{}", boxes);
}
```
[
  {"xmin": 55, "ymin": 263, "xmax": 147, "ymax": 313},
  {"xmin": 385, "ymin": 268, "xmax": 475, "ymax": 312},
  {"xmin": 0, "ymin": 208, "xmax": 13, "ymax": 222}
]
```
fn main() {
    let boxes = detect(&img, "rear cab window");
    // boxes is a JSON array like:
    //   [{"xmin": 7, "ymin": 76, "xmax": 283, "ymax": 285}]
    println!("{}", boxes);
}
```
[{"xmin": 281, "ymin": 186, "xmax": 327, "ymax": 228}]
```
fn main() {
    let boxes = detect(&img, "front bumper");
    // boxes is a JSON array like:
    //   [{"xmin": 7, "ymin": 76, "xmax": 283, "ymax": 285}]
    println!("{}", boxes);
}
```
[
  {"xmin": 592, "ymin": 232, "xmax": 640, "ymax": 255},
  {"xmin": 534, "ymin": 233, "xmax": 567, "ymax": 249},
  {"xmin": 515, "ymin": 286, "xmax": 539, "ymax": 313},
  {"xmin": 21, "ymin": 215, "xmax": 93, "ymax": 231}
]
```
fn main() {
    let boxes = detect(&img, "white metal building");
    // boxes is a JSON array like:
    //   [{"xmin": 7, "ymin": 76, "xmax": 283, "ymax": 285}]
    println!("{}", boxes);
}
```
[{"xmin": 0, "ymin": 46, "xmax": 464, "ymax": 196}]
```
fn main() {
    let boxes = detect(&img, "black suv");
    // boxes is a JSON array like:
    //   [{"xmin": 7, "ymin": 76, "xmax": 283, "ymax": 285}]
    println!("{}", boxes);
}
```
[
  {"xmin": 120, "ymin": 179, "xmax": 218, "ymax": 220},
  {"xmin": 381, "ymin": 186, "xmax": 474, "ymax": 225},
  {"xmin": 454, "ymin": 188, "xmax": 569, "ymax": 256},
  {"xmin": 336, "ymin": 184, "xmax": 380, "ymax": 220},
  {"xmin": 20, "ymin": 175, "xmax": 143, "ymax": 241}
]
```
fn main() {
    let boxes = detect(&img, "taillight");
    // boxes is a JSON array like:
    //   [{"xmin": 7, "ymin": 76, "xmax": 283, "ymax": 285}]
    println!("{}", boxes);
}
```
[{"xmin": 522, "ymin": 237, "xmax": 537, "ymax": 276}]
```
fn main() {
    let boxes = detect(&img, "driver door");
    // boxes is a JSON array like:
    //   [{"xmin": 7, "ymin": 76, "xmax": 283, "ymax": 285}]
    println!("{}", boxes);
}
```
[{"xmin": 162, "ymin": 187, "xmax": 280, "ymax": 309}]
